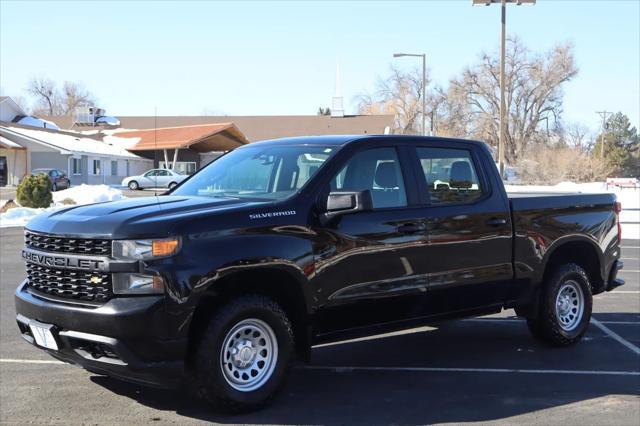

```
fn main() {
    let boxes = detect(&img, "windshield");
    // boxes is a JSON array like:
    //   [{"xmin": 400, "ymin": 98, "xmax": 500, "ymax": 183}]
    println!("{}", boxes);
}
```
[{"xmin": 172, "ymin": 144, "xmax": 335, "ymax": 200}]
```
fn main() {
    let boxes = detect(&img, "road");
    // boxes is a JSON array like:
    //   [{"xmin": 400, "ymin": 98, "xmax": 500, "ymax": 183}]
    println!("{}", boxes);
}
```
[{"xmin": 1, "ymin": 228, "xmax": 638, "ymax": 425}]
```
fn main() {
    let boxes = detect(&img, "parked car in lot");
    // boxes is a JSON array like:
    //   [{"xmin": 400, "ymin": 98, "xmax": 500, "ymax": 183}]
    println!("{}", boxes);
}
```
[
  {"xmin": 16, "ymin": 135, "xmax": 624, "ymax": 412},
  {"xmin": 31, "ymin": 168, "xmax": 70, "ymax": 191},
  {"xmin": 121, "ymin": 168, "xmax": 187, "ymax": 190}
]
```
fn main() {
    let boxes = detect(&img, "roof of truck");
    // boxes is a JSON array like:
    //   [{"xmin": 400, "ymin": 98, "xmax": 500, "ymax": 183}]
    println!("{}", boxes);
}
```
[{"xmin": 243, "ymin": 134, "xmax": 487, "ymax": 148}]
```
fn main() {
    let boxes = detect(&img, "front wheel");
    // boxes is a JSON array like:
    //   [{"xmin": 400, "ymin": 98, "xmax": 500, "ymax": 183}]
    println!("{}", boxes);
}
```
[
  {"xmin": 527, "ymin": 263, "xmax": 592, "ymax": 346},
  {"xmin": 191, "ymin": 295, "xmax": 294, "ymax": 413},
  {"xmin": 128, "ymin": 181, "xmax": 139, "ymax": 190}
]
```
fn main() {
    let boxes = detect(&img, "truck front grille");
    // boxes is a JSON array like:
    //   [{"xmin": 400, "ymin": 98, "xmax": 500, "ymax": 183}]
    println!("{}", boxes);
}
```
[
  {"xmin": 26, "ymin": 263, "xmax": 113, "ymax": 302},
  {"xmin": 25, "ymin": 231, "xmax": 111, "ymax": 256}
]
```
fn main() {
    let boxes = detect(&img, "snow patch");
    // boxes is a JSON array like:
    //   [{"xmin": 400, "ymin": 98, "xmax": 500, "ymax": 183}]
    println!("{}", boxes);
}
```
[
  {"xmin": 52, "ymin": 184, "xmax": 124, "ymax": 205},
  {"xmin": 0, "ymin": 185, "xmax": 125, "ymax": 228}
]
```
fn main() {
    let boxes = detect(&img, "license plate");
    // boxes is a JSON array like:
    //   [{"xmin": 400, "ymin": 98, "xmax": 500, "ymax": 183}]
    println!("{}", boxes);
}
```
[{"xmin": 29, "ymin": 321, "xmax": 59, "ymax": 351}]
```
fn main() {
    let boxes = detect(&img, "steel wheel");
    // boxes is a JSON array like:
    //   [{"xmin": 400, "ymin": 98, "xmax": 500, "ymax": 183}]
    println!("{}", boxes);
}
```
[
  {"xmin": 220, "ymin": 318, "xmax": 278, "ymax": 392},
  {"xmin": 555, "ymin": 280, "xmax": 584, "ymax": 331}
]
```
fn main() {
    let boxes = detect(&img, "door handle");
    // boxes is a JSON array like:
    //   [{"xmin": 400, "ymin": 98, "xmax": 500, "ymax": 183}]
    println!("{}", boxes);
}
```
[
  {"xmin": 397, "ymin": 223, "xmax": 426, "ymax": 234},
  {"xmin": 486, "ymin": 217, "xmax": 507, "ymax": 227}
]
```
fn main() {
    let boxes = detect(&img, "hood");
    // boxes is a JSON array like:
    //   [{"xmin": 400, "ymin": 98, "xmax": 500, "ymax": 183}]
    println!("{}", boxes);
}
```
[{"xmin": 26, "ymin": 195, "xmax": 267, "ymax": 239}]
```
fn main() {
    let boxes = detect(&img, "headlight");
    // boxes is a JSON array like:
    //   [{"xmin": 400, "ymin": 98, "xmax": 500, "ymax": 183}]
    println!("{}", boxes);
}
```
[
  {"xmin": 113, "ymin": 273, "xmax": 164, "ymax": 294},
  {"xmin": 112, "ymin": 238, "xmax": 180, "ymax": 260}
]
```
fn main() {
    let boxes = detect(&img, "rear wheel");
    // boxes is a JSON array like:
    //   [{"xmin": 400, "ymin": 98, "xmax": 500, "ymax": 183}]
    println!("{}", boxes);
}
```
[
  {"xmin": 168, "ymin": 181, "xmax": 178, "ymax": 189},
  {"xmin": 191, "ymin": 295, "xmax": 294, "ymax": 413},
  {"xmin": 128, "ymin": 181, "xmax": 139, "ymax": 190},
  {"xmin": 527, "ymin": 263, "xmax": 592, "ymax": 346}
]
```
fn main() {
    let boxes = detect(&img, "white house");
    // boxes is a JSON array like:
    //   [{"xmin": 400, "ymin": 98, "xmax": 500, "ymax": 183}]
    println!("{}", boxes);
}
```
[{"xmin": 0, "ymin": 123, "xmax": 151, "ymax": 186}]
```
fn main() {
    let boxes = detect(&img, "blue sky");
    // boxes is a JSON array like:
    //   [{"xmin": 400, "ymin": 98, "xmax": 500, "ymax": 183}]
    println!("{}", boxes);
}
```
[{"xmin": 1, "ymin": 0, "xmax": 638, "ymax": 131}]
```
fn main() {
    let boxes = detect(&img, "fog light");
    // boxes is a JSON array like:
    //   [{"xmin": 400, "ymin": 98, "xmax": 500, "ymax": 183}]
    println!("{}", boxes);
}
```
[{"xmin": 113, "ymin": 273, "xmax": 165, "ymax": 294}]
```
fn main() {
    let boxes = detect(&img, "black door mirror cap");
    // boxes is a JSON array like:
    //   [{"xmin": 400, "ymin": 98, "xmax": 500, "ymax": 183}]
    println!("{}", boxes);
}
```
[{"xmin": 320, "ymin": 190, "xmax": 373, "ymax": 224}]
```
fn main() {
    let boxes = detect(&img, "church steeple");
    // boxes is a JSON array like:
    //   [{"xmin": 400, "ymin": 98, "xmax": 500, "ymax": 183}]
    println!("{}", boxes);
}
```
[{"xmin": 331, "ymin": 63, "xmax": 344, "ymax": 118}]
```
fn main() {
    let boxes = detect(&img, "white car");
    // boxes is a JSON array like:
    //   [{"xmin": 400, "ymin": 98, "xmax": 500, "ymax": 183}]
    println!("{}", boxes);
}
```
[{"xmin": 122, "ymin": 169, "xmax": 188, "ymax": 190}]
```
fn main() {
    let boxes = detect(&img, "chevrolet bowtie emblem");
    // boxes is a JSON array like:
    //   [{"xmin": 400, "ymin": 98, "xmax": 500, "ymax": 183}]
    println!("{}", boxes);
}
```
[{"xmin": 89, "ymin": 276, "xmax": 102, "ymax": 284}]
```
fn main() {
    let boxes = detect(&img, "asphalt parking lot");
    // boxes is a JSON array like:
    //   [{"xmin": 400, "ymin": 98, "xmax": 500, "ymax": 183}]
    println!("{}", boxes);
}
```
[{"xmin": 0, "ymin": 227, "xmax": 638, "ymax": 425}]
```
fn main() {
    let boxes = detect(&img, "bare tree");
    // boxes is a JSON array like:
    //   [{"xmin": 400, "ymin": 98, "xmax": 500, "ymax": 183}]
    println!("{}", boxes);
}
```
[
  {"xmin": 449, "ymin": 37, "xmax": 578, "ymax": 163},
  {"xmin": 356, "ymin": 65, "xmax": 434, "ymax": 134},
  {"xmin": 563, "ymin": 122, "xmax": 592, "ymax": 150},
  {"xmin": 61, "ymin": 81, "xmax": 96, "ymax": 115},
  {"xmin": 27, "ymin": 77, "xmax": 96, "ymax": 116},
  {"xmin": 28, "ymin": 77, "xmax": 59, "ymax": 116}
]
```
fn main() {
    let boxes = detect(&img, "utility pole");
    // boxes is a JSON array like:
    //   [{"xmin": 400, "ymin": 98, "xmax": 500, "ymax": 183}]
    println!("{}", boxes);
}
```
[
  {"xmin": 472, "ymin": 0, "xmax": 536, "ymax": 178},
  {"xmin": 499, "ymin": 0, "xmax": 506, "ymax": 177},
  {"xmin": 596, "ymin": 111, "xmax": 612, "ymax": 159}
]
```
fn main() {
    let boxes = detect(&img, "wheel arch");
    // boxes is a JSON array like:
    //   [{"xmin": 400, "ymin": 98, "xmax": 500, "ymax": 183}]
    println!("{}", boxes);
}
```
[
  {"xmin": 540, "ymin": 236, "xmax": 604, "ymax": 293},
  {"xmin": 187, "ymin": 266, "xmax": 313, "ymax": 363}
]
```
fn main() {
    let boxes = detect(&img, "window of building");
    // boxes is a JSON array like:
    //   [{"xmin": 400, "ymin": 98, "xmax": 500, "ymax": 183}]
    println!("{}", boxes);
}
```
[
  {"xmin": 416, "ymin": 147, "xmax": 484, "ymax": 204},
  {"xmin": 92, "ymin": 159, "xmax": 101, "ymax": 175},
  {"xmin": 71, "ymin": 158, "xmax": 82, "ymax": 175},
  {"xmin": 331, "ymin": 147, "xmax": 407, "ymax": 209},
  {"xmin": 111, "ymin": 160, "xmax": 118, "ymax": 176}
]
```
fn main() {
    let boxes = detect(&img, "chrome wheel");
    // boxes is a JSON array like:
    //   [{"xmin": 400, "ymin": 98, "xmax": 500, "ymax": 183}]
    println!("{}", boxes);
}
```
[
  {"xmin": 220, "ymin": 318, "xmax": 278, "ymax": 392},
  {"xmin": 555, "ymin": 280, "xmax": 584, "ymax": 331}
]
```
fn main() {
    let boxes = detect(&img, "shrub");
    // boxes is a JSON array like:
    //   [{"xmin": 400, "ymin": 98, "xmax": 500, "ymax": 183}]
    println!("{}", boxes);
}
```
[
  {"xmin": 515, "ymin": 146, "xmax": 613, "ymax": 185},
  {"xmin": 17, "ymin": 173, "xmax": 53, "ymax": 208}
]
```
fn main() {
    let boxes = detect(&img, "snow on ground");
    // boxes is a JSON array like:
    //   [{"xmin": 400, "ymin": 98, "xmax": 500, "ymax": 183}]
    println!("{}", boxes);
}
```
[
  {"xmin": 0, "ymin": 205, "xmax": 64, "ymax": 228},
  {"xmin": 52, "ymin": 184, "xmax": 124, "ymax": 205},
  {"xmin": 505, "ymin": 181, "xmax": 639, "ymax": 240},
  {"xmin": 0, "ymin": 185, "xmax": 125, "ymax": 228}
]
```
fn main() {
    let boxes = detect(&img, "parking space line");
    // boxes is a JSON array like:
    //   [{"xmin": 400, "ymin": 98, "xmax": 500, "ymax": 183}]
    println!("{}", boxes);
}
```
[
  {"xmin": 464, "ymin": 318, "xmax": 640, "ymax": 325},
  {"xmin": 604, "ymin": 291, "xmax": 640, "ymax": 294},
  {"xmin": 621, "ymin": 269, "xmax": 640, "ymax": 273},
  {"xmin": 621, "ymin": 246, "xmax": 640, "ymax": 249},
  {"xmin": 591, "ymin": 319, "xmax": 640, "ymax": 356},
  {"xmin": 302, "ymin": 365, "xmax": 640, "ymax": 377},
  {"xmin": 0, "ymin": 358, "xmax": 64, "ymax": 364}
]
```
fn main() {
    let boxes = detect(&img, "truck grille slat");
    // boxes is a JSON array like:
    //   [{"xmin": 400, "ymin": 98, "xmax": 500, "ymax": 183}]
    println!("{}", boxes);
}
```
[
  {"xmin": 25, "ymin": 262, "xmax": 113, "ymax": 303},
  {"xmin": 25, "ymin": 231, "xmax": 111, "ymax": 256}
]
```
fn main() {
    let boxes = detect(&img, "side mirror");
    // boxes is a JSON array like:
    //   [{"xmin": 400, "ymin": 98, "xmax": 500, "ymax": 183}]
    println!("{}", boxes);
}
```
[{"xmin": 319, "ymin": 190, "xmax": 373, "ymax": 224}]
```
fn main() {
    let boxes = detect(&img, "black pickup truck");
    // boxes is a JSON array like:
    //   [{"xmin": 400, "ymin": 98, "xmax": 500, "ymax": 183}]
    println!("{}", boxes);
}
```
[{"xmin": 15, "ymin": 135, "xmax": 625, "ymax": 412}]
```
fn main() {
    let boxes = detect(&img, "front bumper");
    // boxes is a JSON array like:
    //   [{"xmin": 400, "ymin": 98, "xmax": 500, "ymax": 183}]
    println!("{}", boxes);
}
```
[{"xmin": 15, "ymin": 280, "xmax": 186, "ymax": 388}]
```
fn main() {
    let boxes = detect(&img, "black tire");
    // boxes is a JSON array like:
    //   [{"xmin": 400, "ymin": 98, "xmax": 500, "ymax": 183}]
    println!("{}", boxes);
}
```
[
  {"xmin": 191, "ymin": 295, "xmax": 294, "ymax": 413},
  {"xmin": 128, "ymin": 181, "xmax": 139, "ymax": 190},
  {"xmin": 527, "ymin": 263, "xmax": 592, "ymax": 346},
  {"xmin": 168, "ymin": 181, "xmax": 177, "ymax": 189}
]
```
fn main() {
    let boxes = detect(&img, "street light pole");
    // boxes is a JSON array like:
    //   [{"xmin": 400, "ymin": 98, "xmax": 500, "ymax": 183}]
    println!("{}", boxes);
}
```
[
  {"xmin": 473, "ymin": 0, "xmax": 536, "ymax": 178},
  {"xmin": 422, "ymin": 53, "xmax": 426, "ymax": 137},
  {"xmin": 393, "ymin": 52, "xmax": 427, "ymax": 136}
]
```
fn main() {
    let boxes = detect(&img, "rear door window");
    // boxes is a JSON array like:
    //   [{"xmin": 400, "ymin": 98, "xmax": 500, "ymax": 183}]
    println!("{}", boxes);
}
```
[{"xmin": 416, "ymin": 147, "xmax": 484, "ymax": 204}]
